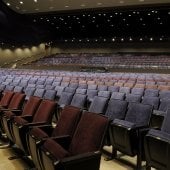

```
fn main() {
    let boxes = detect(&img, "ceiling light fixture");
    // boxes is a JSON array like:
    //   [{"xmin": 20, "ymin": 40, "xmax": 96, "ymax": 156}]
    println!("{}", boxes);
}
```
[
  {"xmin": 119, "ymin": 1, "xmax": 124, "ymax": 4},
  {"xmin": 19, "ymin": 1, "xmax": 24, "ymax": 4},
  {"xmin": 97, "ymin": 2, "xmax": 102, "ymax": 5},
  {"xmin": 6, "ymin": 2, "xmax": 10, "ymax": 6}
]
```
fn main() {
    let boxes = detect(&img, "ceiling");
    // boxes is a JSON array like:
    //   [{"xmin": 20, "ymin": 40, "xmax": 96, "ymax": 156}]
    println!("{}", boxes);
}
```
[
  {"xmin": 2, "ymin": 0, "xmax": 170, "ymax": 14},
  {"xmin": 0, "ymin": 0, "xmax": 170, "ymax": 46}
]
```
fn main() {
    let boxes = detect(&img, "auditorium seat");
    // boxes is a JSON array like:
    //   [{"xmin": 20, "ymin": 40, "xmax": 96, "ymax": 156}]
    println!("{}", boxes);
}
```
[
  {"xmin": 33, "ymin": 89, "xmax": 46, "ymax": 98},
  {"xmin": 159, "ymin": 90, "xmax": 170, "ymax": 99},
  {"xmin": 2, "ymin": 96, "xmax": 41, "ymax": 143},
  {"xmin": 75, "ymin": 88, "xmax": 87, "ymax": 95},
  {"xmin": 4, "ymin": 85, "xmax": 14, "ymax": 92},
  {"xmin": 144, "ymin": 89, "xmax": 159, "ymax": 97},
  {"xmin": 24, "ymin": 87, "xmax": 36, "ymax": 100},
  {"xmin": 110, "ymin": 92, "xmax": 125, "ymax": 100},
  {"xmin": 88, "ymin": 96, "xmax": 108, "ymax": 114},
  {"xmin": 110, "ymin": 103, "xmax": 153, "ymax": 169},
  {"xmin": 39, "ymin": 111, "xmax": 109, "ymax": 170},
  {"xmin": 142, "ymin": 96, "xmax": 159, "ymax": 110},
  {"xmin": 145, "ymin": 109, "xmax": 170, "ymax": 170},
  {"xmin": 11, "ymin": 99, "xmax": 56, "ymax": 154},
  {"xmin": 152, "ymin": 98, "xmax": 170, "ymax": 128},
  {"xmin": 131, "ymin": 87, "xmax": 144, "ymax": 96},
  {"xmin": 70, "ymin": 94, "xmax": 87, "ymax": 109},
  {"xmin": 87, "ymin": 89, "xmax": 98, "ymax": 103},
  {"xmin": 55, "ymin": 86, "xmax": 65, "ymax": 100},
  {"xmin": 125, "ymin": 94, "xmax": 142, "ymax": 103},
  {"xmin": 108, "ymin": 86, "xmax": 119, "ymax": 92},
  {"xmin": 119, "ymin": 86, "xmax": 131, "ymax": 94},
  {"xmin": 13, "ymin": 86, "xmax": 24, "ymax": 93},
  {"xmin": 64, "ymin": 87, "xmax": 76, "ymax": 94},
  {"xmin": 0, "ymin": 92, "xmax": 26, "ymax": 137},
  {"xmin": 27, "ymin": 105, "xmax": 82, "ymax": 170},
  {"xmin": 57, "ymin": 91, "xmax": 74, "ymax": 109},
  {"xmin": 0, "ymin": 91, "xmax": 14, "ymax": 109},
  {"xmin": 43, "ymin": 90, "xmax": 56, "ymax": 100}
]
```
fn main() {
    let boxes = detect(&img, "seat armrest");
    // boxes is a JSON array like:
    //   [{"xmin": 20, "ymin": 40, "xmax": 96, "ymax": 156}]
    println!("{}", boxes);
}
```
[
  {"xmin": 19, "ymin": 115, "xmax": 33, "ymax": 122},
  {"xmin": 112, "ymin": 119, "xmax": 136, "ymax": 130},
  {"xmin": 147, "ymin": 129, "xmax": 170, "ymax": 142},
  {"xmin": 10, "ymin": 109, "xmax": 22, "ymax": 115},
  {"xmin": 29, "ymin": 124, "xmax": 54, "ymax": 135},
  {"xmin": 152, "ymin": 110, "xmax": 166, "ymax": 117},
  {"xmin": 25, "ymin": 122, "xmax": 48, "ymax": 127}
]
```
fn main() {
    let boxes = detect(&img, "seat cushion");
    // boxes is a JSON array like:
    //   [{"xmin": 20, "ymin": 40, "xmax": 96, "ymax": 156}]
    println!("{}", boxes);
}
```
[{"xmin": 43, "ymin": 138, "xmax": 70, "ymax": 160}]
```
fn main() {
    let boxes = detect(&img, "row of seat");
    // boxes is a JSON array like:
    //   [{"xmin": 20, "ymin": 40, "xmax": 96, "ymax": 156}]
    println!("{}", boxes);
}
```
[
  {"xmin": 0, "ymin": 90, "xmax": 109, "ymax": 170},
  {"xmin": 27, "ymin": 53, "xmax": 170, "ymax": 69},
  {"xmin": 0, "ymin": 88, "xmax": 170, "ymax": 169},
  {"xmin": 0, "ymin": 84, "xmax": 169, "ymax": 130},
  {"xmin": 0, "ymin": 68, "xmax": 170, "ymax": 82},
  {"xmin": 0, "ymin": 74, "xmax": 169, "ymax": 88}
]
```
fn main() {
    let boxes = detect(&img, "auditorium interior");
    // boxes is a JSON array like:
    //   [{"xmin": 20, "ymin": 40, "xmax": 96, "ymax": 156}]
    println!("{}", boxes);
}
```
[{"xmin": 0, "ymin": 0, "xmax": 170, "ymax": 169}]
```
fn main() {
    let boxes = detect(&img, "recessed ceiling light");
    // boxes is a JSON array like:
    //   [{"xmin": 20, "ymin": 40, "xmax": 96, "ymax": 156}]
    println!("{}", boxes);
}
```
[
  {"xmin": 140, "ymin": 38, "xmax": 143, "ymax": 41},
  {"xmin": 97, "ymin": 2, "xmax": 102, "ymax": 5},
  {"xmin": 80, "ymin": 4, "xmax": 86, "ymax": 7},
  {"xmin": 19, "ymin": 1, "xmax": 24, "ymax": 4},
  {"xmin": 150, "ymin": 38, "xmax": 153, "ymax": 41},
  {"xmin": 112, "ymin": 38, "xmax": 115, "ymax": 41},
  {"xmin": 35, "ymin": 8, "xmax": 39, "ymax": 11},
  {"xmin": 34, "ymin": 0, "xmax": 38, "ymax": 2},
  {"xmin": 6, "ymin": 2, "xmax": 10, "ymax": 6},
  {"xmin": 119, "ymin": 1, "xmax": 124, "ymax": 4},
  {"xmin": 168, "ymin": 12, "xmax": 170, "ymax": 15},
  {"xmin": 160, "ymin": 38, "xmax": 163, "ymax": 41},
  {"xmin": 65, "ymin": 5, "xmax": 69, "ymax": 8}
]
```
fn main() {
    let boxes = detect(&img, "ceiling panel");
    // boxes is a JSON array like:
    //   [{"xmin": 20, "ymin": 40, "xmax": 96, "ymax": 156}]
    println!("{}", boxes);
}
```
[{"xmin": 2, "ymin": 0, "xmax": 170, "ymax": 14}]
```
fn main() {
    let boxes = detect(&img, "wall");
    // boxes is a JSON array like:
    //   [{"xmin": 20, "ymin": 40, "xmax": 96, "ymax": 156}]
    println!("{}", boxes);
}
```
[
  {"xmin": 50, "ymin": 42, "xmax": 170, "ymax": 54},
  {"xmin": 0, "ymin": 43, "xmax": 46, "ymax": 66}
]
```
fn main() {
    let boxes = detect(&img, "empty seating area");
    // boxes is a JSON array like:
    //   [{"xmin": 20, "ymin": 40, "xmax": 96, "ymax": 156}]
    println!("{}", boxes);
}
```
[
  {"xmin": 26, "ymin": 53, "xmax": 170, "ymax": 70},
  {"xmin": 0, "ymin": 68, "xmax": 169, "ymax": 169}
]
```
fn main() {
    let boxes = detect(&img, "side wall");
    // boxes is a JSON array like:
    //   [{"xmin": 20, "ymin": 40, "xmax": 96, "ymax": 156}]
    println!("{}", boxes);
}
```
[
  {"xmin": 50, "ymin": 42, "xmax": 170, "ymax": 54},
  {"xmin": 0, "ymin": 43, "xmax": 46, "ymax": 66}
]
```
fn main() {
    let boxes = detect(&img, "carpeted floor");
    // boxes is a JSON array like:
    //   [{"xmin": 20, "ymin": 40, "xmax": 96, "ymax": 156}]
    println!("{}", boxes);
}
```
[{"xmin": 0, "ymin": 145, "xmax": 156, "ymax": 170}]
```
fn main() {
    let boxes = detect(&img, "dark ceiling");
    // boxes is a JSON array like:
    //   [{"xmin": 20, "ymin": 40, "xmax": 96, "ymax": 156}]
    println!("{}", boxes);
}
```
[{"xmin": 0, "ymin": 0, "xmax": 170, "ymax": 46}]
